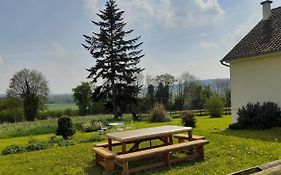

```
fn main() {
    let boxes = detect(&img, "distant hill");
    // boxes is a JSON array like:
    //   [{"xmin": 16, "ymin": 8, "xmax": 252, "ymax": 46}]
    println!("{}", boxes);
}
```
[{"xmin": 48, "ymin": 94, "xmax": 74, "ymax": 104}]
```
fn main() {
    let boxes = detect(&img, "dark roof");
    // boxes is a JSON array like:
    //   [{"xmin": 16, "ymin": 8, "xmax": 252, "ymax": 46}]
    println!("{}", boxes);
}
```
[{"xmin": 221, "ymin": 7, "xmax": 281, "ymax": 63}]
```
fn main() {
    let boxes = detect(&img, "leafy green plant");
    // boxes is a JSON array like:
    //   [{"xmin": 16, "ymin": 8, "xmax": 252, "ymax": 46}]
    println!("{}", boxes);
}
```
[
  {"xmin": 205, "ymin": 96, "xmax": 224, "ymax": 118},
  {"xmin": 80, "ymin": 135, "xmax": 105, "ymax": 143},
  {"xmin": 2, "ymin": 145, "xmax": 25, "ymax": 155},
  {"xmin": 56, "ymin": 115, "xmax": 75, "ymax": 139},
  {"xmin": 26, "ymin": 141, "xmax": 49, "ymax": 152},
  {"xmin": 57, "ymin": 140, "xmax": 75, "ymax": 146},
  {"xmin": 231, "ymin": 102, "xmax": 281, "ymax": 130},
  {"xmin": 149, "ymin": 103, "xmax": 171, "ymax": 122},
  {"xmin": 181, "ymin": 112, "xmax": 196, "ymax": 128}
]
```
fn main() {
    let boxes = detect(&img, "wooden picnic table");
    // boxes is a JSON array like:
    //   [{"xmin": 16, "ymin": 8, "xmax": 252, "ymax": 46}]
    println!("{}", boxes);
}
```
[{"xmin": 106, "ymin": 125, "xmax": 193, "ymax": 154}]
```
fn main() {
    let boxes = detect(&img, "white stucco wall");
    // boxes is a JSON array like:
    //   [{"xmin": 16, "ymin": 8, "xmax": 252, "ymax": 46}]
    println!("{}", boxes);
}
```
[{"xmin": 230, "ymin": 52, "xmax": 281, "ymax": 123}]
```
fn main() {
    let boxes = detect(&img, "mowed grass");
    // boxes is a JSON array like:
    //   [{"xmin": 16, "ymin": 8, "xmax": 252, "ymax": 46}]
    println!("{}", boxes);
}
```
[
  {"xmin": 0, "ymin": 116, "xmax": 280, "ymax": 175},
  {"xmin": 46, "ymin": 103, "xmax": 78, "ymax": 111}
]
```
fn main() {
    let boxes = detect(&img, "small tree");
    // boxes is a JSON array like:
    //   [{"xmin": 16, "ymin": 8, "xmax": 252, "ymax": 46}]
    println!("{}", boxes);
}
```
[
  {"xmin": 205, "ymin": 96, "xmax": 224, "ymax": 118},
  {"xmin": 181, "ymin": 112, "xmax": 196, "ymax": 128},
  {"xmin": 7, "ymin": 69, "xmax": 49, "ymax": 121},
  {"xmin": 56, "ymin": 116, "xmax": 75, "ymax": 139},
  {"xmin": 72, "ymin": 82, "xmax": 93, "ymax": 115}
]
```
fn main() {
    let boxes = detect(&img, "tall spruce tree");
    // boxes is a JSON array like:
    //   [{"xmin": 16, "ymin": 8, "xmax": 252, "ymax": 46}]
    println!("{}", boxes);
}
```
[{"xmin": 82, "ymin": 0, "xmax": 144, "ymax": 119}]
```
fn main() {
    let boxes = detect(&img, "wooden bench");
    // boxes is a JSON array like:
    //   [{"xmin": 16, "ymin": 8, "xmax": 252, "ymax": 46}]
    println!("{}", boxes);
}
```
[
  {"xmin": 93, "ymin": 147, "xmax": 117, "ymax": 171},
  {"xmin": 115, "ymin": 139, "xmax": 209, "ymax": 175},
  {"xmin": 174, "ymin": 134, "xmax": 205, "ymax": 143},
  {"xmin": 95, "ymin": 140, "xmax": 121, "ymax": 148}
]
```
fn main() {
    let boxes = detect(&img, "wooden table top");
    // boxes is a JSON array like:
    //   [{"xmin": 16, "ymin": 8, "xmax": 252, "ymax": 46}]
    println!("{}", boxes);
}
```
[{"xmin": 106, "ymin": 125, "xmax": 192, "ymax": 142}]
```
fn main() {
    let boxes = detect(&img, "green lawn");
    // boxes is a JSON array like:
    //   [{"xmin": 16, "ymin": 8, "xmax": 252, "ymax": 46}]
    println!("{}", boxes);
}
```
[
  {"xmin": 46, "ymin": 103, "xmax": 78, "ymax": 111},
  {"xmin": 0, "ymin": 115, "xmax": 280, "ymax": 175}
]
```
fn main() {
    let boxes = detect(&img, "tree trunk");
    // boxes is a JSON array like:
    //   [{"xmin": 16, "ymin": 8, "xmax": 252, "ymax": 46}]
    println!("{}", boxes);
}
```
[{"xmin": 112, "ymin": 80, "xmax": 118, "ymax": 120}]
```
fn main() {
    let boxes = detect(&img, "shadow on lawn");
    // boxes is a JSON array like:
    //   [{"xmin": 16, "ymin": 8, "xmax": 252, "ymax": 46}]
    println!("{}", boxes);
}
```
[
  {"xmin": 84, "ymin": 159, "xmax": 205, "ymax": 175},
  {"xmin": 216, "ymin": 127, "xmax": 281, "ymax": 142}
]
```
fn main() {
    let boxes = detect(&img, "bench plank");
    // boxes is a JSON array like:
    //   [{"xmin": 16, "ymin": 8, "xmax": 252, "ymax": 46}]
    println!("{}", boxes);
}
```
[
  {"xmin": 116, "ymin": 139, "xmax": 209, "ymax": 162},
  {"xmin": 115, "ymin": 139, "xmax": 209, "ymax": 175},
  {"xmin": 93, "ymin": 147, "xmax": 117, "ymax": 172},
  {"xmin": 174, "ymin": 134, "xmax": 205, "ymax": 143},
  {"xmin": 93, "ymin": 147, "xmax": 117, "ymax": 158}
]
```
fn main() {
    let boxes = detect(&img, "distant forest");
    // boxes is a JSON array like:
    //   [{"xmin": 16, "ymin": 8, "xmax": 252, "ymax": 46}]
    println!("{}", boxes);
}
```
[
  {"xmin": 0, "ymin": 78, "xmax": 229, "ymax": 104},
  {"xmin": 48, "ymin": 94, "xmax": 75, "ymax": 104}
]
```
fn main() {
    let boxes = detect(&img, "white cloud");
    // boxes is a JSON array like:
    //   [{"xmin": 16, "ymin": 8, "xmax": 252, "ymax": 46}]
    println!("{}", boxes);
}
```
[
  {"xmin": 194, "ymin": 41, "xmax": 218, "ymax": 51},
  {"xmin": 84, "ymin": 0, "xmax": 225, "ymax": 29},
  {"xmin": 194, "ymin": 0, "xmax": 225, "ymax": 15}
]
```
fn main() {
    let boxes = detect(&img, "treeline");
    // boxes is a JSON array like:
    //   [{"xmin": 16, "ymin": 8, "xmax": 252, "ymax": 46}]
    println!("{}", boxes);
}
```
[
  {"xmin": 71, "ymin": 72, "xmax": 231, "ymax": 116},
  {"xmin": 136, "ymin": 72, "xmax": 230, "ymax": 114}
]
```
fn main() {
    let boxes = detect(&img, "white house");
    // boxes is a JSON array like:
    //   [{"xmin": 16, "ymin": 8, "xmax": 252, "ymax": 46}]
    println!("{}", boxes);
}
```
[{"xmin": 220, "ymin": 1, "xmax": 281, "ymax": 123}]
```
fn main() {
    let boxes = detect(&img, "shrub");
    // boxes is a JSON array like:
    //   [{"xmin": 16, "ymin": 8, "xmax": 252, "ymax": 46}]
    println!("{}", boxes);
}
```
[
  {"xmin": 48, "ymin": 136, "xmax": 75, "ymax": 146},
  {"xmin": 228, "ymin": 123, "xmax": 242, "ymax": 130},
  {"xmin": 80, "ymin": 122, "xmax": 95, "ymax": 132},
  {"xmin": 64, "ymin": 108, "xmax": 78, "ymax": 116},
  {"xmin": 181, "ymin": 112, "xmax": 196, "ymax": 128},
  {"xmin": 205, "ymin": 96, "xmax": 224, "ymax": 118},
  {"xmin": 232, "ymin": 102, "xmax": 281, "ymax": 130},
  {"xmin": 80, "ymin": 135, "xmax": 105, "ymax": 143},
  {"xmin": 57, "ymin": 139, "xmax": 75, "ymax": 146},
  {"xmin": 80, "ymin": 120, "xmax": 106, "ymax": 132},
  {"xmin": 149, "ymin": 103, "xmax": 171, "ymax": 122},
  {"xmin": 132, "ymin": 112, "xmax": 142, "ymax": 121},
  {"xmin": 56, "ymin": 115, "xmax": 75, "ymax": 139},
  {"xmin": 26, "ymin": 141, "xmax": 49, "ymax": 152},
  {"xmin": 2, "ymin": 145, "xmax": 25, "ymax": 155}
]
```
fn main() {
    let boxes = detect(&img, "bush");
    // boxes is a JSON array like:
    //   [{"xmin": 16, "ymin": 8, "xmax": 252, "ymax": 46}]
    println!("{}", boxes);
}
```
[
  {"xmin": 205, "ymin": 96, "xmax": 224, "ymax": 118},
  {"xmin": 2, "ymin": 145, "xmax": 25, "ymax": 155},
  {"xmin": 56, "ymin": 115, "xmax": 75, "ymax": 139},
  {"xmin": 80, "ymin": 120, "xmax": 105, "ymax": 132},
  {"xmin": 48, "ymin": 136, "xmax": 75, "ymax": 146},
  {"xmin": 26, "ymin": 141, "xmax": 49, "ymax": 152},
  {"xmin": 149, "ymin": 103, "xmax": 171, "ymax": 122},
  {"xmin": 64, "ymin": 108, "xmax": 78, "ymax": 116},
  {"xmin": 0, "ymin": 97, "xmax": 24, "ymax": 123},
  {"xmin": 181, "ymin": 112, "xmax": 196, "ymax": 128},
  {"xmin": 57, "ymin": 139, "xmax": 75, "ymax": 146},
  {"xmin": 232, "ymin": 102, "xmax": 281, "ymax": 130},
  {"xmin": 228, "ymin": 123, "xmax": 242, "ymax": 130},
  {"xmin": 80, "ymin": 135, "xmax": 105, "ymax": 143}
]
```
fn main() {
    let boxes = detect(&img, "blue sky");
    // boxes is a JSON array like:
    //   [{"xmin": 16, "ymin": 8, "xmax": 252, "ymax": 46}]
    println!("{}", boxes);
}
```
[{"xmin": 0, "ymin": 0, "xmax": 279, "ymax": 94}]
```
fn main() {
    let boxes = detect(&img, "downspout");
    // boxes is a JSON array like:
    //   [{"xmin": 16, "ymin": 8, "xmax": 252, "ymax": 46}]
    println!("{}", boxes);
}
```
[{"xmin": 220, "ymin": 60, "xmax": 230, "ymax": 67}]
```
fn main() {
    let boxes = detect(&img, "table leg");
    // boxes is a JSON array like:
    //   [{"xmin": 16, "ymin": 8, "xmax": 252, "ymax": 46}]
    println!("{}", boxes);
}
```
[
  {"xmin": 188, "ymin": 131, "xmax": 192, "ymax": 141},
  {"xmin": 108, "ymin": 138, "xmax": 112, "ymax": 151},
  {"xmin": 168, "ymin": 135, "xmax": 173, "ymax": 144},
  {"xmin": 122, "ymin": 142, "xmax": 126, "ymax": 154}
]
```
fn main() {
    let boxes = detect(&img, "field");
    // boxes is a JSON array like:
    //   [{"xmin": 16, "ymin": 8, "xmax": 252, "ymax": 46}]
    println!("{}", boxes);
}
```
[
  {"xmin": 46, "ymin": 103, "xmax": 78, "ymax": 111},
  {"xmin": 0, "ymin": 115, "xmax": 280, "ymax": 175}
]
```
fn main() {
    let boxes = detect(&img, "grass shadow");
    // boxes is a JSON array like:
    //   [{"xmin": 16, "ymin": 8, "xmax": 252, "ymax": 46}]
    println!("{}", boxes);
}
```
[
  {"xmin": 216, "ymin": 127, "xmax": 281, "ymax": 142},
  {"xmin": 84, "ymin": 156, "xmax": 206, "ymax": 175}
]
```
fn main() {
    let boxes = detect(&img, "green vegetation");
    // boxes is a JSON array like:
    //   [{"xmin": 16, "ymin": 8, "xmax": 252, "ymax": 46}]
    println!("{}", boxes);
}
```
[
  {"xmin": 181, "ymin": 112, "xmax": 196, "ymax": 127},
  {"xmin": 83, "ymin": 0, "xmax": 144, "ymax": 119},
  {"xmin": 0, "ymin": 115, "xmax": 113, "ymax": 139},
  {"xmin": 205, "ymin": 95, "xmax": 224, "ymax": 118},
  {"xmin": 230, "ymin": 102, "xmax": 281, "ymax": 130},
  {"xmin": 0, "ymin": 115, "xmax": 280, "ymax": 174},
  {"xmin": 56, "ymin": 116, "xmax": 75, "ymax": 139},
  {"xmin": 149, "ymin": 103, "xmax": 171, "ymax": 122},
  {"xmin": 46, "ymin": 103, "xmax": 78, "ymax": 111}
]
